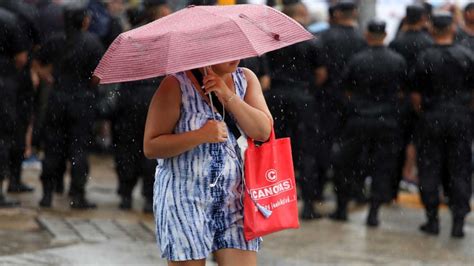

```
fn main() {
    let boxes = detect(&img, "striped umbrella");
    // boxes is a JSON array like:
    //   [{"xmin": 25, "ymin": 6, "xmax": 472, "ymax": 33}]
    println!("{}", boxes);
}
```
[{"xmin": 93, "ymin": 4, "xmax": 313, "ymax": 84}]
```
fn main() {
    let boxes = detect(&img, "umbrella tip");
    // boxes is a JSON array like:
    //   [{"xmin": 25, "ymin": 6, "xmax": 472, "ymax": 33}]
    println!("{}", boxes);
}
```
[{"xmin": 273, "ymin": 34, "xmax": 280, "ymax": 41}]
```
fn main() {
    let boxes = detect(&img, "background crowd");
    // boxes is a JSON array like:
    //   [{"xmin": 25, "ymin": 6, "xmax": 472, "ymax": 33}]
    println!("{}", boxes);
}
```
[{"xmin": 0, "ymin": 0, "xmax": 473, "ymax": 240}]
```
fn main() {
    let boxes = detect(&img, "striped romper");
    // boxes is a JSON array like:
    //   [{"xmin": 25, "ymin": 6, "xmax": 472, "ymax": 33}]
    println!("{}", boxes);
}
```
[{"xmin": 153, "ymin": 68, "xmax": 261, "ymax": 261}]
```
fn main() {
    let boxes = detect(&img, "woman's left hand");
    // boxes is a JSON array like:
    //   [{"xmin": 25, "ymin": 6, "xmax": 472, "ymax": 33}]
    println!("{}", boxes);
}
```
[{"xmin": 202, "ymin": 67, "xmax": 233, "ymax": 103}]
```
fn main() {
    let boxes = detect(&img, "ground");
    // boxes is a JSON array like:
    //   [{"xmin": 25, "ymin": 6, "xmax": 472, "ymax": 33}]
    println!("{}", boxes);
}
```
[{"xmin": 0, "ymin": 155, "xmax": 473, "ymax": 265}]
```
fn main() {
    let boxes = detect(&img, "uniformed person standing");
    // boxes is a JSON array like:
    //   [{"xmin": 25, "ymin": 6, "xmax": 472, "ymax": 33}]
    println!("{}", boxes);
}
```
[
  {"xmin": 34, "ymin": 7, "xmax": 105, "ymax": 209},
  {"xmin": 330, "ymin": 20, "xmax": 406, "ymax": 227},
  {"xmin": 0, "ymin": 0, "xmax": 40, "ymax": 193},
  {"xmin": 317, "ymin": 0, "xmax": 367, "ymax": 203},
  {"xmin": 105, "ymin": 0, "xmax": 167, "ymax": 213},
  {"xmin": 265, "ymin": 0, "xmax": 326, "ymax": 219},
  {"xmin": 410, "ymin": 12, "xmax": 473, "ymax": 238},
  {"xmin": 105, "ymin": 80, "xmax": 159, "ymax": 213},
  {"xmin": 0, "ymin": 7, "xmax": 28, "ymax": 207},
  {"xmin": 388, "ymin": 4, "xmax": 433, "ymax": 200}
]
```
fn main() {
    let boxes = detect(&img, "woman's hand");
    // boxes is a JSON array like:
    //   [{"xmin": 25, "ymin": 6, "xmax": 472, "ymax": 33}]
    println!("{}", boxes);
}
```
[
  {"xmin": 198, "ymin": 120, "xmax": 228, "ymax": 143},
  {"xmin": 202, "ymin": 67, "xmax": 234, "ymax": 103}
]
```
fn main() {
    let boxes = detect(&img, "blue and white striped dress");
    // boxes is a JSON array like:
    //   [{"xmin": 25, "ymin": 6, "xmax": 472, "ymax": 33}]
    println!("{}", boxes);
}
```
[{"xmin": 153, "ymin": 68, "xmax": 261, "ymax": 261}]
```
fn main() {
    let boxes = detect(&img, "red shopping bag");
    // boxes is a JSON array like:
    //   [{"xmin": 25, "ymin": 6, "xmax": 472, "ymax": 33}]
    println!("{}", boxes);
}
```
[{"xmin": 243, "ymin": 129, "xmax": 299, "ymax": 241}]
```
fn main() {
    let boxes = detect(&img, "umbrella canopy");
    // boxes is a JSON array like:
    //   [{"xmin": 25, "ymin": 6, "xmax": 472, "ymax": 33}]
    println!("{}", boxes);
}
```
[{"xmin": 94, "ymin": 4, "xmax": 313, "ymax": 84}]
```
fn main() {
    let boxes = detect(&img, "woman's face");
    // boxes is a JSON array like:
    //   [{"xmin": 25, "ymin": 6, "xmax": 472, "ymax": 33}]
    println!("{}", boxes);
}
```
[{"xmin": 211, "ymin": 60, "xmax": 240, "ymax": 75}]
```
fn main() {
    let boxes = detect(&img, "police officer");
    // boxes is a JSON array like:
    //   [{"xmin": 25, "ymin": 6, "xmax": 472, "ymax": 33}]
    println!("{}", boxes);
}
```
[
  {"xmin": 388, "ymin": 4, "xmax": 433, "ymax": 200},
  {"xmin": 265, "ymin": 0, "xmax": 326, "ymax": 219},
  {"xmin": 410, "ymin": 12, "xmax": 473, "ymax": 238},
  {"xmin": 330, "ymin": 20, "xmax": 406, "ymax": 227},
  {"xmin": 102, "ymin": 0, "xmax": 165, "ymax": 213},
  {"xmin": 318, "ymin": 0, "xmax": 367, "ymax": 204},
  {"xmin": 34, "ymin": 7, "xmax": 105, "ymax": 209},
  {"xmin": 0, "ymin": 0, "xmax": 40, "ymax": 193},
  {"xmin": 102, "ymin": 80, "xmax": 158, "ymax": 213},
  {"xmin": 390, "ymin": 5, "xmax": 433, "ymax": 68},
  {"xmin": 0, "ymin": 7, "xmax": 28, "ymax": 207},
  {"xmin": 318, "ymin": 0, "xmax": 366, "ymax": 92}
]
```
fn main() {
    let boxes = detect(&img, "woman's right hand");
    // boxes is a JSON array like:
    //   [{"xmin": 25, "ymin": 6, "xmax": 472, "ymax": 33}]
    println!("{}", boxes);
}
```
[{"xmin": 199, "ymin": 120, "xmax": 228, "ymax": 143}]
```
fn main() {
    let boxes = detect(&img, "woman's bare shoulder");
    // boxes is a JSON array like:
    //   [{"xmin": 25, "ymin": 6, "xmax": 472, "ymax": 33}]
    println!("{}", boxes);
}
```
[
  {"xmin": 150, "ymin": 75, "xmax": 181, "ymax": 105},
  {"xmin": 159, "ymin": 75, "xmax": 180, "ymax": 91},
  {"xmin": 240, "ymin": 67, "xmax": 258, "ymax": 80}
]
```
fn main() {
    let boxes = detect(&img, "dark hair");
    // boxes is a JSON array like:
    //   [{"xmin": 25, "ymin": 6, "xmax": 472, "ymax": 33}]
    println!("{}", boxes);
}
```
[
  {"xmin": 63, "ymin": 7, "xmax": 89, "ymax": 37},
  {"xmin": 465, "ymin": 3, "xmax": 474, "ymax": 12}
]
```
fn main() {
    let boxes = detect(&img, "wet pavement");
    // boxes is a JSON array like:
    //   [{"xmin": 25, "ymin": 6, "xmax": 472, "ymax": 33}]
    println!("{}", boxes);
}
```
[{"xmin": 0, "ymin": 155, "xmax": 473, "ymax": 265}]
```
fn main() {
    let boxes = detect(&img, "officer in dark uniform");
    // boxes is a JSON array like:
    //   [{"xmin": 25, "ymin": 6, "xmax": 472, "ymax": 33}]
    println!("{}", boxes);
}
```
[
  {"xmin": 318, "ymin": 0, "xmax": 367, "ymax": 203},
  {"xmin": 265, "ymin": 0, "xmax": 326, "ymax": 219},
  {"xmin": 388, "ymin": 4, "xmax": 433, "ymax": 200},
  {"xmin": 0, "ymin": 7, "xmax": 28, "ymax": 207},
  {"xmin": 34, "ymin": 7, "xmax": 105, "ymax": 209},
  {"xmin": 102, "ymin": 80, "xmax": 159, "ymax": 213},
  {"xmin": 410, "ymin": 12, "xmax": 473, "ymax": 238},
  {"xmin": 0, "ymin": 0, "xmax": 40, "ymax": 193},
  {"xmin": 7, "ymin": 56, "xmax": 37, "ymax": 195},
  {"xmin": 101, "ymin": 0, "xmax": 165, "ymax": 213},
  {"xmin": 330, "ymin": 20, "xmax": 406, "ymax": 227},
  {"xmin": 318, "ymin": 0, "xmax": 366, "ymax": 92},
  {"xmin": 390, "ymin": 5, "xmax": 433, "ymax": 67}
]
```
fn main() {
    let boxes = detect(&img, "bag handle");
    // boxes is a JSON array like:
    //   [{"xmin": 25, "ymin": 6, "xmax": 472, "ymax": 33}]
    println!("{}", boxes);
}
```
[{"xmin": 247, "ymin": 127, "xmax": 275, "ymax": 148}]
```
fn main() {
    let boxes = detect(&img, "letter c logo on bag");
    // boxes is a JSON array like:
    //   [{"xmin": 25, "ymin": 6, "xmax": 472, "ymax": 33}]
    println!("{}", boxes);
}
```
[{"xmin": 265, "ymin": 169, "xmax": 278, "ymax": 182}]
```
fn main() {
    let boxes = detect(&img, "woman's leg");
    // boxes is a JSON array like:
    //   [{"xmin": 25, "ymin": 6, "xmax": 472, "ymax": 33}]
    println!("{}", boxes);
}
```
[
  {"xmin": 213, "ymin": 249, "xmax": 257, "ymax": 266},
  {"xmin": 168, "ymin": 259, "xmax": 205, "ymax": 266}
]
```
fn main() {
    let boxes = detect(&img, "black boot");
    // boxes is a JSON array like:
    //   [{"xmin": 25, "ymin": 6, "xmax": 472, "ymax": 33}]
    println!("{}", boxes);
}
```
[
  {"xmin": 119, "ymin": 196, "xmax": 132, "ymax": 210},
  {"xmin": 8, "ymin": 182, "xmax": 34, "ymax": 193},
  {"xmin": 0, "ymin": 193, "xmax": 20, "ymax": 208},
  {"xmin": 420, "ymin": 209, "xmax": 440, "ymax": 235},
  {"xmin": 451, "ymin": 218, "xmax": 465, "ymax": 238},
  {"xmin": 143, "ymin": 199, "xmax": 153, "ymax": 214},
  {"xmin": 70, "ymin": 196, "xmax": 97, "ymax": 209},
  {"xmin": 366, "ymin": 202, "xmax": 381, "ymax": 227},
  {"xmin": 419, "ymin": 218, "xmax": 439, "ymax": 235},
  {"xmin": 39, "ymin": 192, "xmax": 53, "ymax": 207},
  {"xmin": 329, "ymin": 199, "xmax": 348, "ymax": 221},
  {"xmin": 39, "ymin": 179, "xmax": 54, "ymax": 207},
  {"xmin": 301, "ymin": 200, "xmax": 322, "ymax": 220}
]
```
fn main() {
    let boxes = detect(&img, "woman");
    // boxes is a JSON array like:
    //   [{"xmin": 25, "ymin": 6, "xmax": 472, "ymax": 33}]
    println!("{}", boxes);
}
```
[{"xmin": 144, "ymin": 61, "xmax": 272, "ymax": 265}]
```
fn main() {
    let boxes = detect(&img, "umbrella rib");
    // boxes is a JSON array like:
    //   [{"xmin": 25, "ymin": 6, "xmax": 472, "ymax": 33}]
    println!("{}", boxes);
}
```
[
  {"xmin": 192, "ymin": 6, "xmax": 260, "ymax": 55},
  {"xmin": 226, "ymin": 14, "xmax": 260, "ymax": 56},
  {"xmin": 163, "ymin": 30, "xmax": 173, "ymax": 75}
]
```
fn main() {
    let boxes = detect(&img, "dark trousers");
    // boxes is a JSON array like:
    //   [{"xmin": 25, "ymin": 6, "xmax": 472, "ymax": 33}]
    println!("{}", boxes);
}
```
[
  {"xmin": 392, "ymin": 100, "xmax": 418, "ymax": 198},
  {"xmin": 265, "ymin": 87, "xmax": 323, "ymax": 201},
  {"xmin": 8, "ymin": 114, "xmax": 30, "ymax": 186},
  {"xmin": 264, "ymin": 86, "xmax": 313, "ymax": 174},
  {"xmin": 40, "ymin": 91, "xmax": 96, "ymax": 197},
  {"xmin": 0, "ymin": 137, "xmax": 12, "ymax": 184},
  {"xmin": 416, "ymin": 111, "xmax": 472, "ymax": 220},
  {"xmin": 333, "ymin": 117, "xmax": 401, "ymax": 205},
  {"xmin": 115, "ymin": 146, "xmax": 155, "ymax": 202},
  {"xmin": 299, "ymin": 98, "xmax": 332, "ymax": 202}
]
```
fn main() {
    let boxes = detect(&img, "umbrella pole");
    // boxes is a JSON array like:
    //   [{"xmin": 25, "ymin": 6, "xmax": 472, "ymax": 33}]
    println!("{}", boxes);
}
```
[{"xmin": 204, "ymin": 67, "xmax": 217, "ymax": 121}]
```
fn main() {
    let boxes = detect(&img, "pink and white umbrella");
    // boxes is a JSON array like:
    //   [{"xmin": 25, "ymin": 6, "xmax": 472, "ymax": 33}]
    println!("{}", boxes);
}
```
[{"xmin": 93, "ymin": 4, "xmax": 313, "ymax": 84}]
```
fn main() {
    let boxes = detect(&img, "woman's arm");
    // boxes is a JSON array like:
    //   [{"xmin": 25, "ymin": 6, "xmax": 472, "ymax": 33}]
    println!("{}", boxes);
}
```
[
  {"xmin": 203, "ymin": 67, "xmax": 273, "ymax": 141},
  {"xmin": 143, "ymin": 76, "xmax": 229, "ymax": 159}
]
